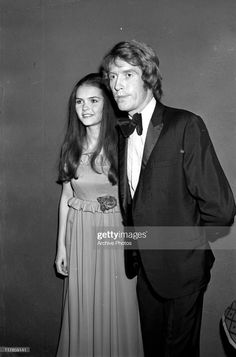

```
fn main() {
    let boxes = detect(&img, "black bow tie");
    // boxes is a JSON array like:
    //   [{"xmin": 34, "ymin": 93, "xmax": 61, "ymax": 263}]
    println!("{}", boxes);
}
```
[{"xmin": 118, "ymin": 113, "xmax": 143, "ymax": 138}]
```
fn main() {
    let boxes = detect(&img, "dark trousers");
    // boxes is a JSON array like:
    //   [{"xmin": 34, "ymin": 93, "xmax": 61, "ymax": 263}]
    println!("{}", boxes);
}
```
[{"xmin": 137, "ymin": 270, "xmax": 204, "ymax": 357}]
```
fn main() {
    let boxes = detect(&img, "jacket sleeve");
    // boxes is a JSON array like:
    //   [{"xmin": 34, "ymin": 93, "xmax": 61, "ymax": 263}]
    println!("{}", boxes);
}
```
[{"xmin": 183, "ymin": 115, "xmax": 236, "ymax": 227}]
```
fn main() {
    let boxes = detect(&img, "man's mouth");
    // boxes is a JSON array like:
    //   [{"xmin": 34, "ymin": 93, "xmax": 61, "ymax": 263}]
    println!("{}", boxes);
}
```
[{"xmin": 115, "ymin": 95, "xmax": 128, "ymax": 100}]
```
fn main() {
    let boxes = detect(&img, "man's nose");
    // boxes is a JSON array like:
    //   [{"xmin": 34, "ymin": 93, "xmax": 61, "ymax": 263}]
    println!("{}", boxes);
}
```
[{"xmin": 114, "ymin": 76, "xmax": 123, "ymax": 91}]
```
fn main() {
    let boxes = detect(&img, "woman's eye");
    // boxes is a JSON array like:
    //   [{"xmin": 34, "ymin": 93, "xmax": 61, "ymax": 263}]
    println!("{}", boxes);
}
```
[
  {"xmin": 76, "ymin": 99, "xmax": 82, "ymax": 105},
  {"xmin": 91, "ymin": 99, "xmax": 98, "ymax": 103},
  {"xmin": 126, "ymin": 72, "xmax": 133, "ymax": 78}
]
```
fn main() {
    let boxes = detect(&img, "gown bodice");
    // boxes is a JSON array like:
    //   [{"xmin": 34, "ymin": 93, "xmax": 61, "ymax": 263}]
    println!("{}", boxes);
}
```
[{"xmin": 68, "ymin": 153, "xmax": 119, "ymax": 213}]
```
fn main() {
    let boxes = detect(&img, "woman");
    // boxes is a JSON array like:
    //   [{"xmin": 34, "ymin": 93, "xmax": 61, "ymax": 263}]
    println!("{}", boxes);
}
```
[{"xmin": 55, "ymin": 73, "xmax": 143, "ymax": 357}]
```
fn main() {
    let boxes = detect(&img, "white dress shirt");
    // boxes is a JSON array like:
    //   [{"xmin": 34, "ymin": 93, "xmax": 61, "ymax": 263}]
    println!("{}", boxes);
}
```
[{"xmin": 127, "ymin": 97, "xmax": 156, "ymax": 197}]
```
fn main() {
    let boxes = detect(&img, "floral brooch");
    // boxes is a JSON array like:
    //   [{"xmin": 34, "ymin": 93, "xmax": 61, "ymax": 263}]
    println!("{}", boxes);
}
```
[{"xmin": 97, "ymin": 195, "xmax": 117, "ymax": 212}]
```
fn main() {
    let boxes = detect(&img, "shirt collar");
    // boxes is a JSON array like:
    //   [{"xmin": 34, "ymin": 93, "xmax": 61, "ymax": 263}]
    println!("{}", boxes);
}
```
[
  {"xmin": 127, "ymin": 97, "xmax": 156, "ymax": 139},
  {"xmin": 140, "ymin": 96, "xmax": 156, "ymax": 135}
]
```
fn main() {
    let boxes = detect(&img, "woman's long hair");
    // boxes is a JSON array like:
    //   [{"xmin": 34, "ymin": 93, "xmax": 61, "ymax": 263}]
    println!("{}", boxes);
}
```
[{"xmin": 58, "ymin": 73, "xmax": 118, "ymax": 185}]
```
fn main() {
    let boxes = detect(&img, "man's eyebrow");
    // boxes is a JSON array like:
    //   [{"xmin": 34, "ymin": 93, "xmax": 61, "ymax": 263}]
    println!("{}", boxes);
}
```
[
  {"xmin": 109, "ymin": 68, "xmax": 138, "ymax": 74},
  {"xmin": 123, "ymin": 69, "xmax": 138, "ymax": 73}
]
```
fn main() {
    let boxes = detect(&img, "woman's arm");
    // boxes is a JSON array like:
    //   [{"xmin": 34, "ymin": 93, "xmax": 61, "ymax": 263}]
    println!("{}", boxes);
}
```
[{"xmin": 55, "ymin": 182, "xmax": 73, "ymax": 276}]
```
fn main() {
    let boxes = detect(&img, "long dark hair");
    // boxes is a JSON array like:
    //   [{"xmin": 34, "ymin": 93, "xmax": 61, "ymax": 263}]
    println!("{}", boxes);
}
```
[{"xmin": 58, "ymin": 73, "xmax": 118, "ymax": 185}]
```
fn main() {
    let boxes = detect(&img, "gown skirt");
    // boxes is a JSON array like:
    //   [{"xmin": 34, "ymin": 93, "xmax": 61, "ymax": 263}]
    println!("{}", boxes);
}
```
[{"xmin": 56, "ymin": 154, "xmax": 143, "ymax": 357}]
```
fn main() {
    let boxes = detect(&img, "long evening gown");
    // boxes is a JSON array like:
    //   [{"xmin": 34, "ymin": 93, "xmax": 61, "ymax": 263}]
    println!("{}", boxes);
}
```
[{"xmin": 56, "ymin": 153, "xmax": 143, "ymax": 357}]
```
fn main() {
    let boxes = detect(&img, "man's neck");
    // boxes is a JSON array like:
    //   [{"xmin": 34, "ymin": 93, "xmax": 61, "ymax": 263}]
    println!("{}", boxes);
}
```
[{"xmin": 129, "ymin": 91, "xmax": 154, "ymax": 117}]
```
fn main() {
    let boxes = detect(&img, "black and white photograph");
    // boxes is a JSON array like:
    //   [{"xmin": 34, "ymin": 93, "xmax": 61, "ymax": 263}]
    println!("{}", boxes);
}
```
[{"xmin": 1, "ymin": 1, "xmax": 236, "ymax": 356}]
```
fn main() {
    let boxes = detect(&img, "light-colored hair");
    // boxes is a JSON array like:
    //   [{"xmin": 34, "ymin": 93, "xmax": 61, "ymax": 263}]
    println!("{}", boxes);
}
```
[{"xmin": 101, "ymin": 40, "xmax": 163, "ymax": 100}]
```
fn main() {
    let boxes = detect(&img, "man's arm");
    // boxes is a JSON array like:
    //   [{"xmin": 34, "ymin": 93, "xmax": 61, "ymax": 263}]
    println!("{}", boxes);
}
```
[{"xmin": 183, "ymin": 115, "xmax": 236, "ymax": 228}]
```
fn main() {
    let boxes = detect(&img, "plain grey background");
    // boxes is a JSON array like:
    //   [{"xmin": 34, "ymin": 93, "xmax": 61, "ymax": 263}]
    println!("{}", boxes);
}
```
[{"xmin": 0, "ymin": 0, "xmax": 235, "ymax": 356}]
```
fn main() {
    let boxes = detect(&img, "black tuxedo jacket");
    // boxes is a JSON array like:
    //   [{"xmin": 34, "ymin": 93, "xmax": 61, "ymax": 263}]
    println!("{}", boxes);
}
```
[{"xmin": 118, "ymin": 100, "xmax": 236, "ymax": 299}]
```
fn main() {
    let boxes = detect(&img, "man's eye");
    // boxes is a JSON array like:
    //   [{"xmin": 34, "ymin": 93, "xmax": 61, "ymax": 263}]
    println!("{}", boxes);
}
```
[
  {"xmin": 126, "ymin": 72, "xmax": 133, "ymax": 78},
  {"xmin": 109, "ymin": 74, "xmax": 116, "ymax": 80}
]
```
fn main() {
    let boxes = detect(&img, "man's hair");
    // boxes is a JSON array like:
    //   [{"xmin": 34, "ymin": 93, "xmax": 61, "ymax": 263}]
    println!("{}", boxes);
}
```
[{"xmin": 101, "ymin": 40, "xmax": 163, "ymax": 100}]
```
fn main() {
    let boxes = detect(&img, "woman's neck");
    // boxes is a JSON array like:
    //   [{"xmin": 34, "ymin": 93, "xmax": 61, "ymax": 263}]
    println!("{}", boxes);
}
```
[{"xmin": 84, "ymin": 125, "xmax": 100, "ymax": 153}]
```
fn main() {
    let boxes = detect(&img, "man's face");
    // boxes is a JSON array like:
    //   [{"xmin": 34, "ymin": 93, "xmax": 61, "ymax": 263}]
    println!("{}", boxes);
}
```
[{"xmin": 108, "ymin": 58, "xmax": 153, "ymax": 116}]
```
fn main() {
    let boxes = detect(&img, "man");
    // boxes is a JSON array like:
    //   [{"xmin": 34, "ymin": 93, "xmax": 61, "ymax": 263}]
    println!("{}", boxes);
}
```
[{"xmin": 101, "ymin": 40, "xmax": 236, "ymax": 356}]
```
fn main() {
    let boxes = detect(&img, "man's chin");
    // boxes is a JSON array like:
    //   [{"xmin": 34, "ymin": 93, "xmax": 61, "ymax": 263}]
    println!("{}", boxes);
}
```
[{"xmin": 116, "ymin": 103, "xmax": 130, "ymax": 112}]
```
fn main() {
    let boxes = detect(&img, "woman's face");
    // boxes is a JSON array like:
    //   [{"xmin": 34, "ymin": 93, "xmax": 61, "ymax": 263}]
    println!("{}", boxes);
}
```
[{"xmin": 75, "ymin": 84, "xmax": 104, "ymax": 127}]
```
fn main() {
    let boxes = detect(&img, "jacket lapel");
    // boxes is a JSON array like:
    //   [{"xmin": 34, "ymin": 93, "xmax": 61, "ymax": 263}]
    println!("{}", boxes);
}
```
[
  {"xmin": 118, "ymin": 131, "xmax": 132, "ymax": 217},
  {"xmin": 118, "ymin": 101, "xmax": 165, "ymax": 215},
  {"xmin": 141, "ymin": 101, "xmax": 165, "ymax": 170}
]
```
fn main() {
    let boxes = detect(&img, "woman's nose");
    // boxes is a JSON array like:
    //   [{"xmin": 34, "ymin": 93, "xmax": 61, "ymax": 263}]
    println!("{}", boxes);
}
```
[{"xmin": 82, "ymin": 102, "xmax": 90, "ymax": 111}]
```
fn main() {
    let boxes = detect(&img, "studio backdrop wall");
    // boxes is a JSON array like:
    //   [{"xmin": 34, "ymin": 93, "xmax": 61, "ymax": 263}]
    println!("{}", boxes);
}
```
[{"xmin": 0, "ymin": 0, "xmax": 235, "ymax": 356}]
